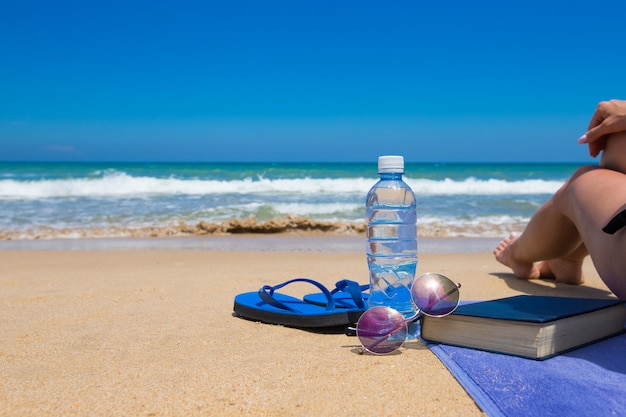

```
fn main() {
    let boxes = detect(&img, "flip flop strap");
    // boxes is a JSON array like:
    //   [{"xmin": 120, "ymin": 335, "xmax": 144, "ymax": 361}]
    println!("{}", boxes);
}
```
[
  {"xmin": 333, "ymin": 279, "xmax": 368, "ymax": 309},
  {"xmin": 259, "ymin": 278, "xmax": 335, "ymax": 312}
]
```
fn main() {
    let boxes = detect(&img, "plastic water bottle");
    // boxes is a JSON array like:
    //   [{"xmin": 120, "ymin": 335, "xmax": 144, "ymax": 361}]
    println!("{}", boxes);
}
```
[{"xmin": 366, "ymin": 155, "xmax": 418, "ymax": 319}]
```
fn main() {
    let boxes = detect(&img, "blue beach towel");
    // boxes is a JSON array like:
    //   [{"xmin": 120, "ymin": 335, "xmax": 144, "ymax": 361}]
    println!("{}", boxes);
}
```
[{"xmin": 426, "ymin": 330, "xmax": 626, "ymax": 417}]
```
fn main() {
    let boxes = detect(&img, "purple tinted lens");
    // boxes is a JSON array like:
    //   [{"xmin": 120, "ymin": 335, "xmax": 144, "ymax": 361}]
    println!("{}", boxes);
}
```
[
  {"xmin": 411, "ymin": 273, "xmax": 459, "ymax": 317},
  {"xmin": 356, "ymin": 306, "xmax": 407, "ymax": 354}
]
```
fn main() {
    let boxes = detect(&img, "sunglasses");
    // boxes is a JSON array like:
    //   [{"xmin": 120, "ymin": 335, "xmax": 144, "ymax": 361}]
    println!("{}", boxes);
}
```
[{"xmin": 355, "ymin": 272, "xmax": 461, "ymax": 354}]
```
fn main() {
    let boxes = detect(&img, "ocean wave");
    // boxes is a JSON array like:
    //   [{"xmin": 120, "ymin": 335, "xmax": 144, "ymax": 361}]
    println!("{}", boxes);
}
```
[{"xmin": 0, "ymin": 172, "xmax": 564, "ymax": 199}]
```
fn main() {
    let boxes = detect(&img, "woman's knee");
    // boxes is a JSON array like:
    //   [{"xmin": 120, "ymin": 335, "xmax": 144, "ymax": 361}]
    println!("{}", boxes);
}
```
[
  {"xmin": 570, "ymin": 165, "xmax": 603, "ymax": 180},
  {"xmin": 562, "ymin": 165, "xmax": 624, "ymax": 194},
  {"xmin": 559, "ymin": 165, "xmax": 626, "ymax": 230},
  {"xmin": 551, "ymin": 165, "xmax": 598, "ymax": 205}
]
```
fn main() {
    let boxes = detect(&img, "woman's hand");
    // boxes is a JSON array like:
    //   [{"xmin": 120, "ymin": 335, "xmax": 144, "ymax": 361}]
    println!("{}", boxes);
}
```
[
  {"xmin": 600, "ymin": 132, "xmax": 626, "ymax": 174},
  {"xmin": 578, "ymin": 99, "xmax": 626, "ymax": 157}
]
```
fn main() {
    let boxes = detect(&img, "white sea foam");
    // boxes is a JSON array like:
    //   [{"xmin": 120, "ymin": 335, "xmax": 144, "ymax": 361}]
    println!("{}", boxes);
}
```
[
  {"xmin": 0, "ymin": 172, "xmax": 564, "ymax": 199},
  {"xmin": 271, "ymin": 202, "xmax": 361, "ymax": 218},
  {"xmin": 413, "ymin": 214, "xmax": 530, "ymax": 238},
  {"xmin": 406, "ymin": 177, "xmax": 562, "ymax": 195}
]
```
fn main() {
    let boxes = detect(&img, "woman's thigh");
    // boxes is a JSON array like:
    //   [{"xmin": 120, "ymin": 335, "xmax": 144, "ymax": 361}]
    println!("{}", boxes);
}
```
[{"xmin": 562, "ymin": 166, "xmax": 626, "ymax": 295}]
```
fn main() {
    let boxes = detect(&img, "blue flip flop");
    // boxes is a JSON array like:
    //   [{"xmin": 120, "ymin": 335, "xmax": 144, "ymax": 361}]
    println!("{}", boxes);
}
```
[
  {"xmin": 233, "ymin": 278, "xmax": 365, "ymax": 328},
  {"xmin": 303, "ymin": 279, "xmax": 370, "ymax": 309}
]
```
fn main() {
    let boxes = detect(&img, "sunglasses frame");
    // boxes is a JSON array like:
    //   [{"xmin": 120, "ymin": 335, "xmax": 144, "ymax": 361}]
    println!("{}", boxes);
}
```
[{"xmin": 355, "ymin": 272, "xmax": 461, "ymax": 355}]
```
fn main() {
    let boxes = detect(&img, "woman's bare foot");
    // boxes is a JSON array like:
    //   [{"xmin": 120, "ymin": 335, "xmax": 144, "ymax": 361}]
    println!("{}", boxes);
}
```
[
  {"xmin": 493, "ymin": 233, "xmax": 541, "ymax": 280},
  {"xmin": 538, "ymin": 258, "xmax": 585, "ymax": 285}
]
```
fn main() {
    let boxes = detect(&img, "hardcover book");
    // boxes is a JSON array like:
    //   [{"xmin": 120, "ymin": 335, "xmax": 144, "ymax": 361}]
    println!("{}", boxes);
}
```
[{"xmin": 420, "ymin": 295, "xmax": 626, "ymax": 360}]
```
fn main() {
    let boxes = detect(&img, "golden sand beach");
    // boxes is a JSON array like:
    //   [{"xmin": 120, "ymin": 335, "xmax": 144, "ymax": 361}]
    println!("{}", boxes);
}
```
[{"xmin": 0, "ymin": 236, "xmax": 614, "ymax": 416}]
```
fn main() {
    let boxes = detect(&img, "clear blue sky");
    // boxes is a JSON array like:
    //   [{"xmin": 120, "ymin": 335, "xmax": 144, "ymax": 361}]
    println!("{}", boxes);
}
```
[{"xmin": 2, "ymin": 0, "xmax": 626, "ymax": 163}]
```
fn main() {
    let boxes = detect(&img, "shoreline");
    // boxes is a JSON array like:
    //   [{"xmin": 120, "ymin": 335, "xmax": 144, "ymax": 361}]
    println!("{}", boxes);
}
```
[
  {"xmin": 0, "ymin": 234, "xmax": 503, "ymax": 253},
  {"xmin": 0, "ymin": 219, "xmax": 528, "ymax": 242}
]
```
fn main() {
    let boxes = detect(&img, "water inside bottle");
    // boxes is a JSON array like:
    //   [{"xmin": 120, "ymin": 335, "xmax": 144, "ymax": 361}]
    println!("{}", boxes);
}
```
[{"xmin": 366, "ymin": 255, "xmax": 417, "ymax": 318}]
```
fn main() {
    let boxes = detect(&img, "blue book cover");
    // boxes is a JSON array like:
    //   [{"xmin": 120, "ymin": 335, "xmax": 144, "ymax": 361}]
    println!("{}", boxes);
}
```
[{"xmin": 452, "ymin": 295, "xmax": 624, "ymax": 323}]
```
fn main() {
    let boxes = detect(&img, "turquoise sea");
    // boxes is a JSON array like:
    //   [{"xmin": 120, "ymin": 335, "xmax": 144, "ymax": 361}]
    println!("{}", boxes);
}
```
[{"xmin": 0, "ymin": 161, "xmax": 584, "ymax": 240}]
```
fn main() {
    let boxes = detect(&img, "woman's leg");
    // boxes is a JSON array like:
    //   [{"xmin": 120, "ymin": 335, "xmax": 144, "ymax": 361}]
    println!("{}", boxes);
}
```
[
  {"xmin": 537, "ymin": 242, "xmax": 588, "ymax": 284},
  {"xmin": 494, "ymin": 165, "xmax": 626, "ymax": 299}
]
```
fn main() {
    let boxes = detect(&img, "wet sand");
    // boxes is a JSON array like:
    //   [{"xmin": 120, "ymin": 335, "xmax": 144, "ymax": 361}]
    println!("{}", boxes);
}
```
[
  {"xmin": 0, "ymin": 236, "xmax": 614, "ymax": 416},
  {"xmin": 0, "ymin": 235, "xmax": 502, "ymax": 253}
]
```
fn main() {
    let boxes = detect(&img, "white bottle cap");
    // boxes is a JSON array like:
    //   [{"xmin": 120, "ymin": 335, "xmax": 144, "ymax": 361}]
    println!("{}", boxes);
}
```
[{"xmin": 378, "ymin": 155, "xmax": 404, "ymax": 173}]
